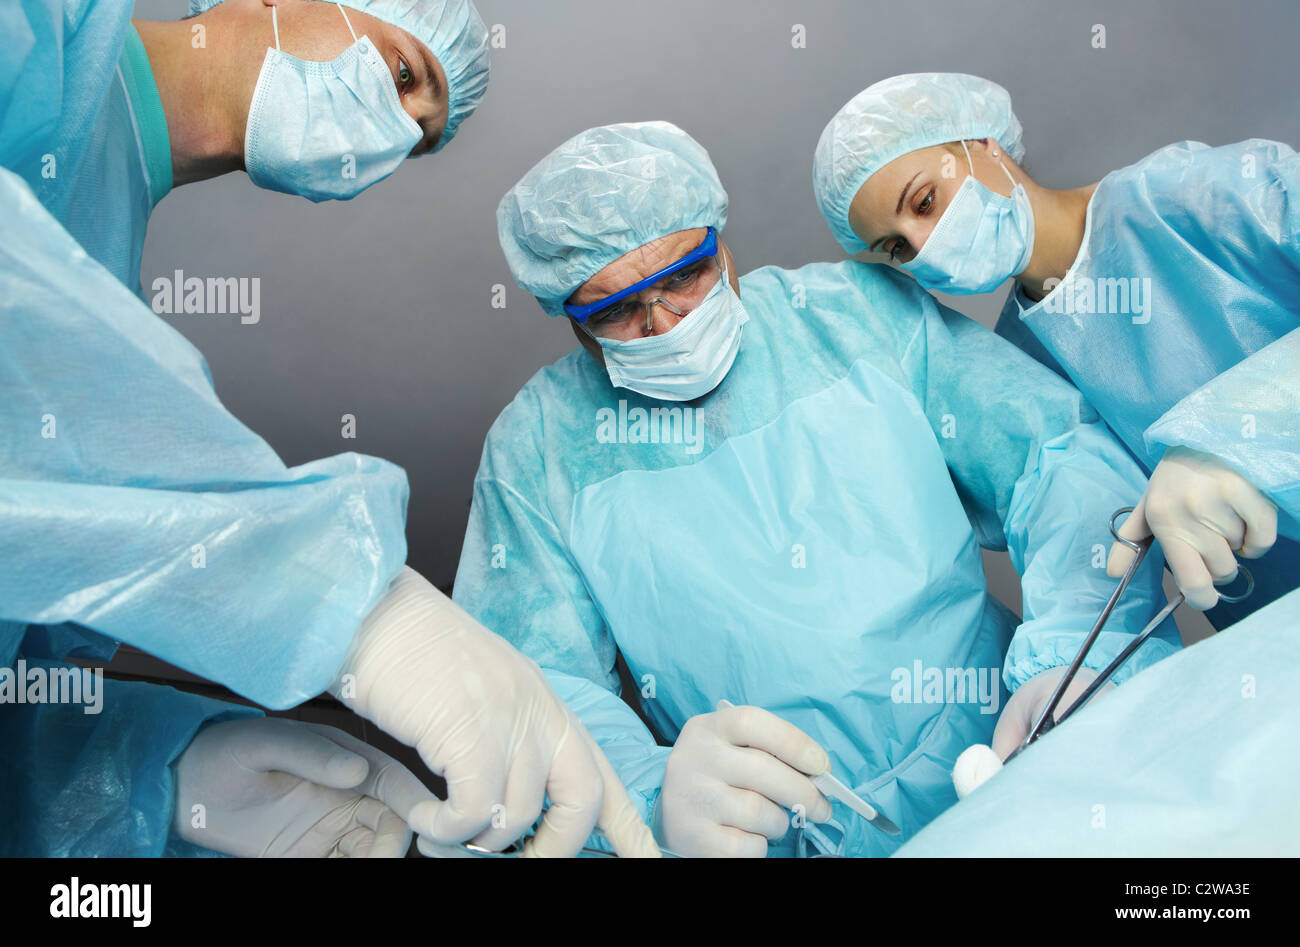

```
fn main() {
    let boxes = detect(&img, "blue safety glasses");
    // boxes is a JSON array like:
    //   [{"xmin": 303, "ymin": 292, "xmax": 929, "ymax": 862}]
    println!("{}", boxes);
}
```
[{"xmin": 564, "ymin": 228, "xmax": 719, "ymax": 323}]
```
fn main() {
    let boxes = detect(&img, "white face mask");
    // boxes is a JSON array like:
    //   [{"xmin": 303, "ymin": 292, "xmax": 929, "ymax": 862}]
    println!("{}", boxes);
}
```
[
  {"xmin": 595, "ymin": 263, "xmax": 749, "ymax": 401},
  {"xmin": 901, "ymin": 140, "xmax": 1035, "ymax": 295},
  {"xmin": 244, "ymin": 4, "xmax": 422, "ymax": 203}
]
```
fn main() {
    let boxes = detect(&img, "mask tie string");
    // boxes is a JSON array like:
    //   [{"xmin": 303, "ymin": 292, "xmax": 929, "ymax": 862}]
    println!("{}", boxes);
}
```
[
  {"xmin": 336, "ymin": 2, "xmax": 359, "ymax": 42},
  {"xmin": 961, "ymin": 138, "xmax": 1019, "ymax": 191}
]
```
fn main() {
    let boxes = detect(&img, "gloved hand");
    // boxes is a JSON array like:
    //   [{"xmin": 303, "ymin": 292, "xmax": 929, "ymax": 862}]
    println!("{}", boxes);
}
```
[
  {"xmin": 1108, "ymin": 447, "xmax": 1277, "ymax": 610},
  {"xmin": 992, "ymin": 667, "xmax": 1114, "ymax": 760},
  {"xmin": 330, "ymin": 567, "xmax": 660, "ymax": 858},
  {"xmin": 173, "ymin": 717, "xmax": 432, "ymax": 857},
  {"xmin": 657, "ymin": 701, "xmax": 833, "ymax": 858}
]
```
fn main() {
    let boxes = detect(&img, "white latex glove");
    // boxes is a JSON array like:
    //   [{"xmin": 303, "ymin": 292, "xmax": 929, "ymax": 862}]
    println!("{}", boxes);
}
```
[
  {"xmin": 1108, "ymin": 447, "xmax": 1277, "ymax": 610},
  {"xmin": 173, "ymin": 717, "xmax": 432, "ymax": 857},
  {"xmin": 991, "ymin": 667, "xmax": 1115, "ymax": 760},
  {"xmin": 657, "ymin": 701, "xmax": 833, "ymax": 858},
  {"xmin": 331, "ymin": 567, "xmax": 659, "ymax": 858}
]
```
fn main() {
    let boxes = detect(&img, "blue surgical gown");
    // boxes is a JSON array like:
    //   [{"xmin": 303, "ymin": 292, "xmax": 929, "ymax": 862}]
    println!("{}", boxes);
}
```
[
  {"xmin": 0, "ymin": 168, "xmax": 409, "ymax": 708},
  {"xmin": 0, "ymin": 618, "xmax": 261, "ymax": 857},
  {"xmin": 994, "ymin": 140, "xmax": 1300, "ymax": 627},
  {"xmin": 895, "ymin": 586, "xmax": 1300, "ymax": 856},
  {"xmin": 1, "ymin": 3, "xmax": 406, "ymax": 855},
  {"xmin": 1, "ymin": 1, "xmax": 408, "ymax": 703},
  {"xmin": 2, "ymin": 0, "xmax": 169, "ymax": 293},
  {"xmin": 0, "ymin": 167, "xmax": 405, "ymax": 854},
  {"xmin": 453, "ymin": 259, "xmax": 1178, "ymax": 857}
]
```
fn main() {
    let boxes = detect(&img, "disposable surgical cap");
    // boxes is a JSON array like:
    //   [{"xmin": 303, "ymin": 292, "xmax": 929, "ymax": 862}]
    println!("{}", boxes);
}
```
[
  {"xmin": 189, "ymin": 0, "xmax": 490, "ymax": 151},
  {"xmin": 814, "ymin": 73, "xmax": 1025, "ymax": 253},
  {"xmin": 497, "ymin": 121, "xmax": 729, "ymax": 318}
]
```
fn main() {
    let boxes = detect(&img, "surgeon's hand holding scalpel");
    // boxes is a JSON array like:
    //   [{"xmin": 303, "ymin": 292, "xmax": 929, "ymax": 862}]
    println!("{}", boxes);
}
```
[
  {"xmin": 330, "ymin": 567, "xmax": 660, "ymax": 858},
  {"xmin": 656, "ymin": 700, "xmax": 833, "ymax": 857},
  {"xmin": 1108, "ymin": 447, "xmax": 1278, "ymax": 611}
]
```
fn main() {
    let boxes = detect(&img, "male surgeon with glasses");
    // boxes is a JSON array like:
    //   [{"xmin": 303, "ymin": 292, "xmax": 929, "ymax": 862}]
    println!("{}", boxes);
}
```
[{"xmin": 453, "ymin": 121, "xmax": 1179, "ymax": 857}]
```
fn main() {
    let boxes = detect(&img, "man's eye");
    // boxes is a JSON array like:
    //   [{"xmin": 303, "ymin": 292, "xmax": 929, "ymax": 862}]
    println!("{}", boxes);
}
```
[
  {"xmin": 595, "ymin": 301, "xmax": 633, "ymax": 324},
  {"xmin": 398, "ymin": 59, "xmax": 412, "ymax": 85},
  {"xmin": 888, "ymin": 241, "xmax": 904, "ymax": 261},
  {"xmin": 669, "ymin": 267, "xmax": 700, "ymax": 288}
]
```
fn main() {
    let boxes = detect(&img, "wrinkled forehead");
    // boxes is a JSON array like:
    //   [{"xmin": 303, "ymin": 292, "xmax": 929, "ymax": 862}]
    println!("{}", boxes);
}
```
[{"xmin": 573, "ymin": 228, "xmax": 709, "ymax": 303}]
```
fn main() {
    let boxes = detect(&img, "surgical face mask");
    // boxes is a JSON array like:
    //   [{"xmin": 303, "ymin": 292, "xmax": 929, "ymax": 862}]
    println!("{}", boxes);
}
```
[
  {"xmin": 594, "ymin": 261, "xmax": 748, "ymax": 402},
  {"xmin": 902, "ymin": 140, "xmax": 1035, "ymax": 295},
  {"xmin": 245, "ymin": 3, "xmax": 422, "ymax": 202}
]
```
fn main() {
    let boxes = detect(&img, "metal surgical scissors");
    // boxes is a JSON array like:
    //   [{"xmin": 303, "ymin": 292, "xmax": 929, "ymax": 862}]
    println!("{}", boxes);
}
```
[{"xmin": 1004, "ymin": 506, "xmax": 1254, "ymax": 764}]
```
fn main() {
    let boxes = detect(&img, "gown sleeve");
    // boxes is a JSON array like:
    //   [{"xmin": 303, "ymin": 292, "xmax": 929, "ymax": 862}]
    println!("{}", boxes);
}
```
[{"xmin": 0, "ymin": 167, "xmax": 410, "ymax": 710}]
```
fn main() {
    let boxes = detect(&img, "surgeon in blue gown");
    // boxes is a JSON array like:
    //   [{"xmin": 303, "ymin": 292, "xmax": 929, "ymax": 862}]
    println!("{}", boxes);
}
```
[
  {"xmin": 454, "ymin": 121, "xmax": 1179, "ymax": 858},
  {"xmin": 814, "ymin": 73, "xmax": 1298, "ymax": 629},
  {"xmin": 0, "ymin": 1, "xmax": 660, "ymax": 857},
  {"xmin": 2, "ymin": 0, "xmax": 491, "ymax": 293}
]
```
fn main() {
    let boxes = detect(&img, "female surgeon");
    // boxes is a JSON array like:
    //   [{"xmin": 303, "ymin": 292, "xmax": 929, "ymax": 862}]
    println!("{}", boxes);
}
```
[{"xmin": 813, "ymin": 73, "xmax": 1299, "ymax": 627}]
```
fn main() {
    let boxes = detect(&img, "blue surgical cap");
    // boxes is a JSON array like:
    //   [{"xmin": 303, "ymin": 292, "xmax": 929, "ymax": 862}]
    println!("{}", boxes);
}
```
[
  {"xmin": 813, "ymin": 73, "xmax": 1025, "ymax": 253},
  {"xmin": 189, "ymin": 0, "xmax": 490, "ymax": 152},
  {"xmin": 498, "ymin": 122, "xmax": 729, "ymax": 319}
]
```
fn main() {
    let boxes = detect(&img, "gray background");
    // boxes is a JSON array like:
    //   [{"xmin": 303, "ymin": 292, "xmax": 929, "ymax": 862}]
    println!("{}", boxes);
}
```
[{"xmin": 134, "ymin": 0, "xmax": 1300, "ymax": 643}]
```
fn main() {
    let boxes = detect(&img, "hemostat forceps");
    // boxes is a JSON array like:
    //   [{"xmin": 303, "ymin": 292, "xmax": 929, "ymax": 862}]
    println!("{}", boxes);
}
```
[{"xmin": 1004, "ymin": 506, "xmax": 1254, "ymax": 764}]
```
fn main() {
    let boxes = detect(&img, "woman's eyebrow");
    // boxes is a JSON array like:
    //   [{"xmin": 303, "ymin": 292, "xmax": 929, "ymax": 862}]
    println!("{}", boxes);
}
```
[{"xmin": 897, "ymin": 171, "xmax": 922, "ymax": 215}]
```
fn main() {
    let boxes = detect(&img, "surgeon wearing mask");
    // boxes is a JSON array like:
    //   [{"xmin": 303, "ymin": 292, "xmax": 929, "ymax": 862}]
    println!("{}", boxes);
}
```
[
  {"xmin": 0, "ymin": 0, "xmax": 658, "ymax": 858},
  {"xmin": 814, "ymin": 73, "xmax": 1299, "ymax": 626},
  {"xmin": 4, "ymin": 0, "xmax": 490, "ymax": 292},
  {"xmin": 453, "ymin": 121, "xmax": 1178, "ymax": 857}
]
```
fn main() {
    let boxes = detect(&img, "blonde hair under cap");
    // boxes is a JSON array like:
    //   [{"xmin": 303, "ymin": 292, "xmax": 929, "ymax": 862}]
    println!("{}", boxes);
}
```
[{"xmin": 813, "ymin": 73, "xmax": 1025, "ymax": 253}]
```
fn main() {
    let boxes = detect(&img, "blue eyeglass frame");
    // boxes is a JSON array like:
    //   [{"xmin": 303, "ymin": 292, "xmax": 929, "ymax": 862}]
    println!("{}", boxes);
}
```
[{"xmin": 563, "ymin": 228, "xmax": 719, "ymax": 323}]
